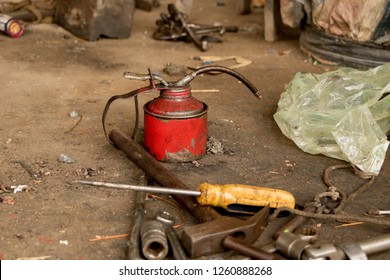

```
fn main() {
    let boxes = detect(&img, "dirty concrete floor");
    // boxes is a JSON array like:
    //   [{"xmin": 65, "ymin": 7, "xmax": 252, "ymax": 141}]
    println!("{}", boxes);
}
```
[{"xmin": 1, "ymin": 0, "xmax": 389, "ymax": 260}]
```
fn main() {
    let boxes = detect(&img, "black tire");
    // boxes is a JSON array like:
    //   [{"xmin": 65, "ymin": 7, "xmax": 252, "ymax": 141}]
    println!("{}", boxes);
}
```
[{"xmin": 300, "ymin": 25, "xmax": 390, "ymax": 69}]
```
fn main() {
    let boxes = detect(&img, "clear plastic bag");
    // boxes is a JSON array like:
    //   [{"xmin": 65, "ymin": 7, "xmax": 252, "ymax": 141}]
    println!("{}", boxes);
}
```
[{"xmin": 274, "ymin": 63, "xmax": 390, "ymax": 176}]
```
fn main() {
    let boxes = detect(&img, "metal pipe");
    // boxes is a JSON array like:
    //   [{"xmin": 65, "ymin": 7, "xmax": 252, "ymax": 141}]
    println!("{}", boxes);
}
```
[
  {"xmin": 222, "ymin": 236, "xmax": 285, "ymax": 260},
  {"xmin": 74, "ymin": 180, "xmax": 202, "ymax": 197},
  {"xmin": 140, "ymin": 220, "xmax": 169, "ymax": 260},
  {"xmin": 359, "ymin": 233, "xmax": 390, "ymax": 256},
  {"xmin": 174, "ymin": 65, "xmax": 261, "ymax": 99}
]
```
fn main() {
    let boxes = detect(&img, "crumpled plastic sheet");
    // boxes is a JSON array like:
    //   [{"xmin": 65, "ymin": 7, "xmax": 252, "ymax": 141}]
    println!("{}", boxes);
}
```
[{"xmin": 274, "ymin": 63, "xmax": 390, "ymax": 176}]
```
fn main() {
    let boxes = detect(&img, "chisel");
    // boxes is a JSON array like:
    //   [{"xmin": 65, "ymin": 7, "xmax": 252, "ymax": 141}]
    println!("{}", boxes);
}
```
[{"xmin": 73, "ymin": 180, "xmax": 295, "ymax": 213}]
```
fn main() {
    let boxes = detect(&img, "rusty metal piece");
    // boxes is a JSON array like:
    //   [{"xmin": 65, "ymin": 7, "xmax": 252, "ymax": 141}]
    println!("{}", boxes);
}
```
[
  {"xmin": 181, "ymin": 206, "xmax": 269, "ymax": 258},
  {"xmin": 55, "ymin": 0, "xmax": 135, "ymax": 41},
  {"xmin": 274, "ymin": 205, "xmax": 317, "ymax": 239},
  {"xmin": 128, "ymin": 174, "xmax": 148, "ymax": 260},
  {"xmin": 222, "ymin": 235, "xmax": 285, "ymax": 260},
  {"xmin": 156, "ymin": 211, "xmax": 188, "ymax": 260},
  {"xmin": 275, "ymin": 231, "xmax": 311, "ymax": 260},
  {"xmin": 140, "ymin": 219, "xmax": 169, "ymax": 260},
  {"xmin": 108, "ymin": 128, "xmax": 220, "ymax": 223}
]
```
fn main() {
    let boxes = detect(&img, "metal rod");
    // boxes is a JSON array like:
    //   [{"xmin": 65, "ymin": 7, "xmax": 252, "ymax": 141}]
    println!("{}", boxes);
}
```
[
  {"xmin": 222, "ymin": 236, "xmax": 285, "ymax": 260},
  {"xmin": 74, "ymin": 180, "xmax": 202, "ymax": 197},
  {"xmin": 359, "ymin": 233, "xmax": 390, "ymax": 256},
  {"xmin": 108, "ymin": 128, "xmax": 221, "ymax": 223}
]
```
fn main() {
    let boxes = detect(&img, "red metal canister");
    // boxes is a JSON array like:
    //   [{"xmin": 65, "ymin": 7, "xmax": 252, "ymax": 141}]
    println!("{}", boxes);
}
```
[{"xmin": 144, "ymin": 86, "xmax": 208, "ymax": 162}]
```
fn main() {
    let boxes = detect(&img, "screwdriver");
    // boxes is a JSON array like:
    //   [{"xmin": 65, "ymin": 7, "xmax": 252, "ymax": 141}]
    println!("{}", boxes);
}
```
[{"xmin": 73, "ymin": 180, "xmax": 295, "ymax": 213}]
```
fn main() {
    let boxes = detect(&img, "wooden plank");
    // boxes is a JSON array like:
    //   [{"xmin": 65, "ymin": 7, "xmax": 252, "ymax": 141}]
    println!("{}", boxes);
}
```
[{"xmin": 264, "ymin": 0, "xmax": 278, "ymax": 42}]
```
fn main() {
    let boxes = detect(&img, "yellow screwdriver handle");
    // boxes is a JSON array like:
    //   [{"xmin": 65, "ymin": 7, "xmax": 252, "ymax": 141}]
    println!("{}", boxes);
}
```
[{"xmin": 196, "ymin": 183, "xmax": 295, "ymax": 212}]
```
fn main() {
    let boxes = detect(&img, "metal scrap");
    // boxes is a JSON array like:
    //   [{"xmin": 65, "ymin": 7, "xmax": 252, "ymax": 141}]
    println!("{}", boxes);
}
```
[
  {"xmin": 206, "ymin": 135, "xmax": 234, "ymax": 155},
  {"xmin": 153, "ymin": 3, "xmax": 238, "ymax": 51},
  {"xmin": 58, "ymin": 154, "xmax": 76, "ymax": 164}
]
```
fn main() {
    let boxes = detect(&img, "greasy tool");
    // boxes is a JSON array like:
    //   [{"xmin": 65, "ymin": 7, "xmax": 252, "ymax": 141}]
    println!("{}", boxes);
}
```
[
  {"xmin": 275, "ymin": 231, "xmax": 312, "ymax": 260},
  {"xmin": 302, "ymin": 232, "xmax": 390, "ymax": 260},
  {"xmin": 102, "ymin": 65, "xmax": 260, "ymax": 163},
  {"xmin": 107, "ymin": 129, "xmax": 269, "ymax": 257},
  {"xmin": 74, "ymin": 180, "xmax": 296, "ymax": 214},
  {"xmin": 128, "ymin": 191, "xmax": 146, "ymax": 260},
  {"xmin": 273, "ymin": 231, "xmax": 390, "ymax": 260},
  {"xmin": 156, "ymin": 211, "xmax": 188, "ymax": 260},
  {"xmin": 140, "ymin": 219, "xmax": 169, "ymax": 260},
  {"xmin": 154, "ymin": 3, "xmax": 238, "ymax": 51},
  {"xmin": 181, "ymin": 206, "xmax": 270, "ymax": 258},
  {"xmin": 128, "ymin": 174, "xmax": 148, "ymax": 260}
]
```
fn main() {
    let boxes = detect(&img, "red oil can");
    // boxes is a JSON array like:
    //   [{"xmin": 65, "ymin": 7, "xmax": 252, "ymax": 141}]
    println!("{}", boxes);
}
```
[
  {"xmin": 144, "ymin": 87, "xmax": 208, "ymax": 162},
  {"xmin": 102, "ymin": 66, "xmax": 261, "ymax": 163}
]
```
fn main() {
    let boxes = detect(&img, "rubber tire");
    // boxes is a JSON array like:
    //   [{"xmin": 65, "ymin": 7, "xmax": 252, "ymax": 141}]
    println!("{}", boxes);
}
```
[{"xmin": 300, "ymin": 26, "xmax": 390, "ymax": 69}]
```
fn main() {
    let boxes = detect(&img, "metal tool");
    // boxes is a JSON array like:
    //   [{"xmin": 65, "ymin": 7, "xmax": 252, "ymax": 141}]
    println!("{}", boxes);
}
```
[
  {"xmin": 140, "ymin": 219, "xmax": 169, "ymax": 260},
  {"xmin": 106, "ymin": 129, "xmax": 270, "ymax": 258},
  {"xmin": 181, "ymin": 206, "xmax": 270, "ymax": 258},
  {"xmin": 222, "ymin": 235, "xmax": 285, "ymax": 260},
  {"xmin": 74, "ymin": 180, "xmax": 295, "ymax": 214},
  {"xmin": 156, "ymin": 211, "xmax": 188, "ymax": 260},
  {"xmin": 128, "ymin": 174, "xmax": 148, "ymax": 260},
  {"xmin": 275, "ymin": 231, "xmax": 312, "ymax": 260},
  {"xmin": 261, "ymin": 221, "xmax": 319, "ymax": 255},
  {"xmin": 302, "ymin": 233, "xmax": 390, "ymax": 260},
  {"xmin": 273, "ymin": 231, "xmax": 390, "ymax": 260},
  {"xmin": 366, "ymin": 209, "xmax": 390, "ymax": 215},
  {"xmin": 274, "ymin": 205, "xmax": 317, "ymax": 239},
  {"xmin": 102, "ymin": 65, "xmax": 260, "ymax": 163},
  {"xmin": 153, "ymin": 3, "xmax": 238, "ymax": 51}
]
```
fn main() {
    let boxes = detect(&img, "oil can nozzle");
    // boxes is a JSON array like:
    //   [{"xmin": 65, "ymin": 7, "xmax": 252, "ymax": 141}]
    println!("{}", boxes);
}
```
[
  {"xmin": 124, "ymin": 70, "xmax": 170, "ymax": 87},
  {"xmin": 174, "ymin": 65, "xmax": 261, "ymax": 99}
]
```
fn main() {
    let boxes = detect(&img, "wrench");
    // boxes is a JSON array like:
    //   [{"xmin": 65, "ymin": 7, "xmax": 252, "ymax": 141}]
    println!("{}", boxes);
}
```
[
  {"xmin": 156, "ymin": 211, "xmax": 188, "ymax": 260},
  {"xmin": 302, "ymin": 232, "xmax": 390, "ymax": 260}
]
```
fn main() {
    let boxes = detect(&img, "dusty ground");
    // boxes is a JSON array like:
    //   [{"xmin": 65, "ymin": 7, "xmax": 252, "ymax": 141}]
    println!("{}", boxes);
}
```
[{"xmin": 1, "ymin": 0, "xmax": 389, "ymax": 260}]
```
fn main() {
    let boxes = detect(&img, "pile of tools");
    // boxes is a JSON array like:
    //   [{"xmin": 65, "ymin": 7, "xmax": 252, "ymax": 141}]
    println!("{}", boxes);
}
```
[
  {"xmin": 75, "ymin": 130, "xmax": 390, "ymax": 260},
  {"xmin": 153, "ymin": 3, "xmax": 238, "ymax": 51}
]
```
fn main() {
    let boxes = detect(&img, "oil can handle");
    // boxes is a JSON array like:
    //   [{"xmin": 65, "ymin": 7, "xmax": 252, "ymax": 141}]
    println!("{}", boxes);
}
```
[{"xmin": 102, "ymin": 85, "xmax": 153, "ymax": 145}]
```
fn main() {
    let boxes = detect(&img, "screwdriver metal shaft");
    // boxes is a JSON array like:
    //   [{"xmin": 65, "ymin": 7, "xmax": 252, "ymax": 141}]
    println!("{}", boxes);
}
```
[{"xmin": 74, "ymin": 180, "xmax": 201, "ymax": 197}]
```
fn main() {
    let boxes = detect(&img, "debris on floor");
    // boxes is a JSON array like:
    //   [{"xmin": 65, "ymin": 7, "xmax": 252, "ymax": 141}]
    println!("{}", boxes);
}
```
[
  {"xmin": 206, "ymin": 135, "xmax": 234, "ymax": 155},
  {"xmin": 1, "ymin": 196, "xmax": 16, "ymax": 205},
  {"xmin": 58, "ymin": 154, "xmax": 76, "ymax": 164},
  {"xmin": 10, "ymin": 185, "xmax": 32, "ymax": 193}
]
